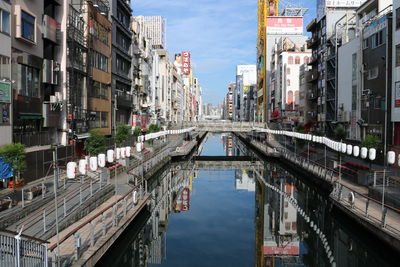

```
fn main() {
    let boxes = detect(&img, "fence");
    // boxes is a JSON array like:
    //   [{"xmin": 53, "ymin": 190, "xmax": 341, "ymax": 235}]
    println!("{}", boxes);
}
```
[
  {"xmin": 13, "ymin": 132, "xmax": 55, "ymax": 148},
  {"xmin": 0, "ymin": 229, "xmax": 49, "ymax": 267}
]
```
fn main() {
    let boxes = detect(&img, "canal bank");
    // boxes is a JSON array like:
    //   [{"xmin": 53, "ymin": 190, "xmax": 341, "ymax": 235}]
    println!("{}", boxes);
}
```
[
  {"xmin": 236, "ymin": 132, "xmax": 400, "ymax": 254},
  {"xmin": 97, "ymin": 133, "xmax": 400, "ymax": 267}
]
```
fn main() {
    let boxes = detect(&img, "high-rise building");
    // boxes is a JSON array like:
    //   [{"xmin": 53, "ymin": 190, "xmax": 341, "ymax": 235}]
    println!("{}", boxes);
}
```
[
  {"xmin": 109, "ymin": 0, "xmax": 133, "ymax": 129},
  {"xmin": 393, "ymin": 0, "xmax": 400, "ymax": 145},
  {"xmin": 136, "ymin": 16, "xmax": 166, "ymax": 49},
  {"xmin": 234, "ymin": 65, "xmax": 256, "ymax": 121}
]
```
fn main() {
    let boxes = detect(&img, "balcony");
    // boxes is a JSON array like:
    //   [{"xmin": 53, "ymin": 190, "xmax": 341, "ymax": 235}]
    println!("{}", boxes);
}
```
[
  {"xmin": 13, "ymin": 132, "xmax": 55, "ymax": 147},
  {"xmin": 307, "ymin": 36, "xmax": 319, "ymax": 49},
  {"xmin": 116, "ymin": 90, "xmax": 133, "ymax": 109},
  {"xmin": 306, "ymin": 70, "xmax": 319, "ymax": 83}
]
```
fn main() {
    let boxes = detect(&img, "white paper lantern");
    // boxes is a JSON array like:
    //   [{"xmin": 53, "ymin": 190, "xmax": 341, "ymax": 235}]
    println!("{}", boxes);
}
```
[
  {"xmin": 361, "ymin": 147, "xmax": 368, "ymax": 159},
  {"xmin": 347, "ymin": 145, "xmax": 353, "ymax": 155},
  {"xmin": 67, "ymin": 162, "xmax": 77, "ymax": 179},
  {"xmin": 353, "ymin": 146, "xmax": 360, "ymax": 157},
  {"xmin": 115, "ymin": 148, "xmax": 121, "ymax": 160},
  {"xmin": 126, "ymin": 147, "xmax": 131, "ymax": 157},
  {"xmin": 121, "ymin": 147, "xmax": 126, "ymax": 158},
  {"xmin": 89, "ymin": 157, "xmax": 98, "ymax": 171},
  {"xmin": 368, "ymin": 148, "xmax": 376, "ymax": 161},
  {"xmin": 136, "ymin": 142, "xmax": 142, "ymax": 152},
  {"xmin": 98, "ymin": 154, "xmax": 106, "ymax": 168},
  {"xmin": 341, "ymin": 143, "xmax": 347, "ymax": 153},
  {"xmin": 79, "ymin": 159, "xmax": 88, "ymax": 175},
  {"xmin": 387, "ymin": 151, "xmax": 396, "ymax": 165},
  {"xmin": 107, "ymin": 149, "xmax": 114, "ymax": 163}
]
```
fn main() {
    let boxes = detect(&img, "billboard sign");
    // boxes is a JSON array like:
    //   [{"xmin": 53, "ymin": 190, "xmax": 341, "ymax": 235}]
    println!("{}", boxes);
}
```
[
  {"xmin": 318, "ymin": 0, "xmax": 367, "ymax": 21},
  {"xmin": 266, "ymin": 17, "xmax": 303, "ymax": 35},
  {"xmin": 181, "ymin": 51, "xmax": 191, "ymax": 75},
  {"xmin": 0, "ymin": 81, "xmax": 11, "ymax": 103},
  {"xmin": 363, "ymin": 15, "xmax": 387, "ymax": 39},
  {"xmin": 237, "ymin": 65, "xmax": 257, "ymax": 87},
  {"xmin": 263, "ymin": 241, "xmax": 300, "ymax": 255}
]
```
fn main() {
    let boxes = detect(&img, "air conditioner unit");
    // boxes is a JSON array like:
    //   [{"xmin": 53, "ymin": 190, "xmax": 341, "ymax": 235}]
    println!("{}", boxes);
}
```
[{"xmin": 50, "ymin": 95, "xmax": 57, "ymax": 103}]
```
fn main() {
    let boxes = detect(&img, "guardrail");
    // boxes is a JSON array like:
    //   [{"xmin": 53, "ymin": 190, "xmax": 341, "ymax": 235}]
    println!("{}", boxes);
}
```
[{"xmin": 0, "ymin": 228, "xmax": 49, "ymax": 267}]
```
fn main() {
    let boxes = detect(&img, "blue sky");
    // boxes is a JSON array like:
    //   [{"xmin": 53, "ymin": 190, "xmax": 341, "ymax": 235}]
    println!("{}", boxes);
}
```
[{"xmin": 133, "ymin": 0, "xmax": 316, "ymax": 105}]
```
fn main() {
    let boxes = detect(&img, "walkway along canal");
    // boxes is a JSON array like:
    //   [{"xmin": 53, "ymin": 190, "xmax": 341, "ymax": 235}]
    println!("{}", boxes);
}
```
[{"xmin": 97, "ymin": 133, "xmax": 400, "ymax": 267}]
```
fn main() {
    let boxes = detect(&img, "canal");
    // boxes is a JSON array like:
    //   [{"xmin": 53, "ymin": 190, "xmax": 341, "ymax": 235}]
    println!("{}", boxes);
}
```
[{"xmin": 97, "ymin": 133, "xmax": 399, "ymax": 267}]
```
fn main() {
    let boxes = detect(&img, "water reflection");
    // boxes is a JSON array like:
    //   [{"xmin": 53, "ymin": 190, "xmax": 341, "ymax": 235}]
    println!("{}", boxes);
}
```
[{"xmin": 97, "ymin": 134, "xmax": 399, "ymax": 267}]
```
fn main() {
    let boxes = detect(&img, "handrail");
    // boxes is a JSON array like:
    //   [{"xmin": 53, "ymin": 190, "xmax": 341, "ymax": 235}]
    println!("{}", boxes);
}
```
[{"xmin": 0, "ymin": 228, "xmax": 49, "ymax": 244}]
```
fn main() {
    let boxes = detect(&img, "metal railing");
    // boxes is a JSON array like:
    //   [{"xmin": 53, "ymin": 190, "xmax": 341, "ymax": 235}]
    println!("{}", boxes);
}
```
[
  {"xmin": 0, "ymin": 229, "xmax": 49, "ymax": 267},
  {"xmin": 13, "ymin": 132, "xmax": 55, "ymax": 147}
]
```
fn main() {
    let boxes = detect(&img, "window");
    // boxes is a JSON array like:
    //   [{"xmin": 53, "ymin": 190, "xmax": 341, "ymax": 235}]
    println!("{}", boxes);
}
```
[
  {"xmin": 90, "ymin": 81, "xmax": 109, "ymax": 99},
  {"xmin": 362, "ymin": 38, "xmax": 369, "ymax": 49},
  {"xmin": 304, "ymin": 56, "xmax": 309, "ymax": 64},
  {"xmin": 0, "ymin": 9, "xmax": 10, "ymax": 34},
  {"xmin": 396, "ymin": 8, "xmax": 400, "ymax": 30},
  {"xmin": 90, "ymin": 19, "xmax": 109, "ymax": 45},
  {"xmin": 371, "ymin": 30, "xmax": 384, "ymax": 48},
  {"xmin": 21, "ymin": 10, "xmax": 35, "ymax": 41},
  {"xmin": 352, "ymin": 85, "xmax": 357, "ymax": 111},
  {"xmin": 287, "ymin": 79, "xmax": 291, "ymax": 86},
  {"xmin": 396, "ymin": 44, "xmax": 400, "ymax": 67},
  {"xmin": 18, "ymin": 64, "xmax": 40, "ymax": 98},
  {"xmin": 116, "ymin": 30, "xmax": 130, "ymax": 50},
  {"xmin": 295, "ymin": 56, "xmax": 300, "ymax": 64},
  {"xmin": 101, "ymin": 112, "xmax": 108, "ymax": 128},
  {"xmin": 288, "ymin": 56, "xmax": 293, "ymax": 64},
  {"xmin": 117, "ymin": 8, "xmax": 129, "ymax": 28},
  {"xmin": 352, "ymin": 53, "xmax": 357, "ymax": 80},
  {"xmin": 0, "ymin": 55, "xmax": 10, "ymax": 79},
  {"xmin": 367, "ymin": 67, "xmax": 379, "ymax": 80},
  {"xmin": 286, "ymin": 68, "xmax": 290, "ymax": 75},
  {"xmin": 116, "ymin": 55, "xmax": 130, "ymax": 76},
  {"xmin": 91, "ymin": 51, "xmax": 108, "ymax": 72},
  {"xmin": 0, "ymin": 103, "xmax": 10, "ymax": 125}
]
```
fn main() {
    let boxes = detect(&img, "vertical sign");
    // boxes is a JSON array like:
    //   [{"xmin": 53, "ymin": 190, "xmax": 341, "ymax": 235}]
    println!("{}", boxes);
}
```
[
  {"xmin": 395, "ymin": 82, "xmax": 400, "ymax": 108},
  {"xmin": 0, "ymin": 81, "xmax": 11, "ymax": 103},
  {"xmin": 181, "ymin": 51, "xmax": 191, "ymax": 75}
]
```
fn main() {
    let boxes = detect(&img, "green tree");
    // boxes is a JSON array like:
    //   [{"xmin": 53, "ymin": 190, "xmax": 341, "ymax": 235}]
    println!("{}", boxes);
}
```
[
  {"xmin": 115, "ymin": 123, "xmax": 131, "ymax": 146},
  {"xmin": 334, "ymin": 125, "xmax": 347, "ymax": 141},
  {"xmin": 0, "ymin": 143, "xmax": 26, "ymax": 188},
  {"xmin": 361, "ymin": 134, "xmax": 381, "ymax": 149},
  {"xmin": 133, "ymin": 127, "xmax": 141, "ymax": 137},
  {"xmin": 86, "ymin": 129, "xmax": 107, "ymax": 155},
  {"xmin": 147, "ymin": 124, "xmax": 160, "ymax": 133}
]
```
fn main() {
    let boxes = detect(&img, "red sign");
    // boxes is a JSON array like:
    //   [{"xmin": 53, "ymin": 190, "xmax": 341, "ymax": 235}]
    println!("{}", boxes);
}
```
[
  {"xmin": 176, "ymin": 188, "xmax": 190, "ymax": 211},
  {"xmin": 140, "ymin": 115, "xmax": 148, "ymax": 131},
  {"xmin": 181, "ymin": 51, "xmax": 191, "ymax": 75},
  {"xmin": 266, "ymin": 17, "xmax": 303, "ymax": 35},
  {"xmin": 263, "ymin": 244, "xmax": 299, "ymax": 255}
]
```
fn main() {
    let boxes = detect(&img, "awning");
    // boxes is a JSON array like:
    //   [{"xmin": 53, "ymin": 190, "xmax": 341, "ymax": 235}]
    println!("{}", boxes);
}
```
[
  {"xmin": 20, "ymin": 115, "xmax": 42, "ymax": 119},
  {"xmin": 75, "ymin": 133, "xmax": 90, "ymax": 139}
]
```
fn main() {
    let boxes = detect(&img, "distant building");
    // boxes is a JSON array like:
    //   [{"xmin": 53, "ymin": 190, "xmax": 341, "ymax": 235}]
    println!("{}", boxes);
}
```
[{"xmin": 136, "ymin": 16, "xmax": 166, "ymax": 49}]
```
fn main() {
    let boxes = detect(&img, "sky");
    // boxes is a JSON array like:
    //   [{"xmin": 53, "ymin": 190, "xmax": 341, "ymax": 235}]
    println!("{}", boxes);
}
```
[{"xmin": 133, "ymin": 0, "xmax": 317, "ymax": 106}]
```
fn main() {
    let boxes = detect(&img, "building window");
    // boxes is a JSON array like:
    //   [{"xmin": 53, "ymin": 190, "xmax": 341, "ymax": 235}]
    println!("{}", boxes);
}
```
[
  {"xmin": 288, "ymin": 56, "xmax": 293, "ymax": 64},
  {"xmin": 371, "ymin": 30, "xmax": 384, "ymax": 49},
  {"xmin": 18, "ymin": 64, "xmax": 40, "ymax": 98},
  {"xmin": 91, "ymin": 51, "xmax": 108, "ymax": 72},
  {"xmin": 90, "ymin": 81, "xmax": 109, "ymax": 99},
  {"xmin": 396, "ymin": 8, "xmax": 400, "ymax": 30},
  {"xmin": 287, "ymin": 79, "xmax": 291, "ymax": 86},
  {"xmin": 304, "ymin": 56, "xmax": 309, "ymax": 64},
  {"xmin": 295, "ymin": 56, "xmax": 300, "ymax": 64},
  {"xmin": 116, "ymin": 30, "xmax": 130, "ymax": 51},
  {"xmin": 21, "ymin": 10, "xmax": 35, "ymax": 41},
  {"xmin": 367, "ymin": 67, "xmax": 379, "ymax": 80},
  {"xmin": 101, "ymin": 112, "xmax": 108, "ymax": 128},
  {"xmin": 0, "ymin": 55, "xmax": 10, "ymax": 79},
  {"xmin": 286, "ymin": 68, "xmax": 290, "ymax": 75},
  {"xmin": 362, "ymin": 38, "xmax": 369, "ymax": 49},
  {"xmin": 90, "ymin": 19, "xmax": 109, "ymax": 45},
  {"xmin": 0, "ymin": 103, "xmax": 10, "ymax": 125},
  {"xmin": 352, "ymin": 53, "xmax": 357, "ymax": 80},
  {"xmin": 0, "ymin": 9, "xmax": 10, "ymax": 34},
  {"xmin": 396, "ymin": 44, "xmax": 400, "ymax": 67},
  {"xmin": 116, "ymin": 55, "xmax": 130, "ymax": 76},
  {"xmin": 117, "ymin": 8, "xmax": 130, "ymax": 28}
]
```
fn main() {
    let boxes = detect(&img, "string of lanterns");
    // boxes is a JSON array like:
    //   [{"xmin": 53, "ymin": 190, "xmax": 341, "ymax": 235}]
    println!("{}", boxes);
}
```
[
  {"xmin": 66, "ymin": 127, "xmax": 196, "ymax": 179},
  {"xmin": 254, "ymin": 127, "xmax": 397, "ymax": 165}
]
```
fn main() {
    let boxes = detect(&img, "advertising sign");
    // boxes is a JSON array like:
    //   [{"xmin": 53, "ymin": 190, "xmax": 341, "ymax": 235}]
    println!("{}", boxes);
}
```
[
  {"xmin": 395, "ymin": 82, "xmax": 400, "ymax": 108},
  {"xmin": 266, "ymin": 17, "xmax": 303, "ymax": 35},
  {"xmin": 175, "ymin": 188, "xmax": 190, "ymax": 211},
  {"xmin": 318, "ymin": 0, "xmax": 366, "ymax": 21},
  {"xmin": 0, "ymin": 81, "xmax": 11, "ymax": 103},
  {"xmin": 263, "ymin": 241, "xmax": 300, "ymax": 255},
  {"xmin": 237, "ymin": 65, "xmax": 257, "ymax": 87},
  {"xmin": 43, "ymin": 15, "xmax": 58, "ymax": 43},
  {"xmin": 181, "ymin": 51, "xmax": 191, "ymax": 75},
  {"xmin": 363, "ymin": 15, "xmax": 387, "ymax": 39}
]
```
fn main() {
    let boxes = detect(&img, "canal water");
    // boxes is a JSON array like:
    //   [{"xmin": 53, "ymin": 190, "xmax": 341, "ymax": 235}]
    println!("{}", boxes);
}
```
[{"xmin": 97, "ymin": 133, "xmax": 399, "ymax": 267}]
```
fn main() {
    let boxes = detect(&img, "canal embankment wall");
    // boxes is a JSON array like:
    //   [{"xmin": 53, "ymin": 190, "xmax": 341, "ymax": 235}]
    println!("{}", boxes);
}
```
[{"xmin": 235, "ymin": 132, "xmax": 400, "ymax": 253}]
